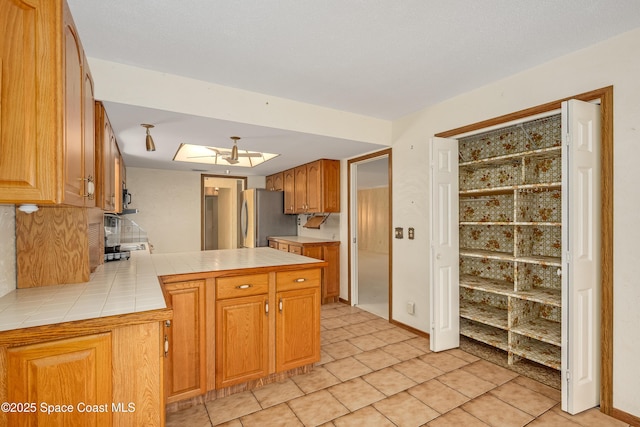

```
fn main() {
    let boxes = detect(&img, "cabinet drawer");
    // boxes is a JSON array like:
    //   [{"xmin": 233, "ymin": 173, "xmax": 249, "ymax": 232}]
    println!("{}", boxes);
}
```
[
  {"xmin": 288, "ymin": 245, "xmax": 303, "ymax": 255},
  {"xmin": 276, "ymin": 268, "xmax": 321, "ymax": 292},
  {"xmin": 268, "ymin": 240, "xmax": 278, "ymax": 249},
  {"xmin": 277, "ymin": 243, "xmax": 289, "ymax": 252},
  {"xmin": 216, "ymin": 274, "xmax": 269, "ymax": 299}
]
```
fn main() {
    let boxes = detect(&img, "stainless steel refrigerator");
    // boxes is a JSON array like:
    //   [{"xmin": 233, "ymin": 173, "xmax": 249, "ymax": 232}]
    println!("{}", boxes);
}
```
[{"xmin": 240, "ymin": 189, "xmax": 297, "ymax": 248}]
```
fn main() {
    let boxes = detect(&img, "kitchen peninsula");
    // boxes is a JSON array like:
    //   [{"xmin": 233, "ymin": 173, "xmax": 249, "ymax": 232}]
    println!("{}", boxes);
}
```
[{"xmin": 0, "ymin": 247, "xmax": 325, "ymax": 426}]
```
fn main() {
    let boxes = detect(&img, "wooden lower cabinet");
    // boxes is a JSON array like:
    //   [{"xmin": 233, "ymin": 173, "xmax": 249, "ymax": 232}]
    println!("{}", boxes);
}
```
[
  {"xmin": 276, "ymin": 287, "xmax": 321, "ymax": 372},
  {"xmin": 0, "ymin": 322, "xmax": 164, "ymax": 427},
  {"xmin": 5, "ymin": 333, "xmax": 112, "ymax": 426},
  {"xmin": 164, "ymin": 280, "xmax": 206, "ymax": 403},
  {"xmin": 215, "ymin": 294, "xmax": 270, "ymax": 389},
  {"xmin": 164, "ymin": 266, "xmax": 323, "ymax": 403},
  {"xmin": 269, "ymin": 238, "xmax": 340, "ymax": 303}
]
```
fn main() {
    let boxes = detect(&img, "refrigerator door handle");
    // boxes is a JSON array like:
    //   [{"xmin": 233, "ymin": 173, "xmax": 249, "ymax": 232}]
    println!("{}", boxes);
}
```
[{"xmin": 240, "ymin": 198, "xmax": 249, "ymax": 242}]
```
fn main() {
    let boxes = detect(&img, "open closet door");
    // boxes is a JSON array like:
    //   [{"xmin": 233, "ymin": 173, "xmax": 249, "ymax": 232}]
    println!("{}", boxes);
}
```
[
  {"xmin": 561, "ymin": 99, "xmax": 601, "ymax": 414},
  {"xmin": 429, "ymin": 137, "xmax": 459, "ymax": 352}
]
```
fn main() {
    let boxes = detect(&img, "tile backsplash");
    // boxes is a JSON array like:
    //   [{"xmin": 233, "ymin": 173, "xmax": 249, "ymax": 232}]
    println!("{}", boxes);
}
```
[{"xmin": 0, "ymin": 205, "xmax": 16, "ymax": 298}]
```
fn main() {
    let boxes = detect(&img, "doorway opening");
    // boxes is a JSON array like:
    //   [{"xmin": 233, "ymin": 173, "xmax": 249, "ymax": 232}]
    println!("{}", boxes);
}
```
[
  {"xmin": 348, "ymin": 149, "xmax": 392, "ymax": 320},
  {"xmin": 201, "ymin": 175, "xmax": 247, "ymax": 250}
]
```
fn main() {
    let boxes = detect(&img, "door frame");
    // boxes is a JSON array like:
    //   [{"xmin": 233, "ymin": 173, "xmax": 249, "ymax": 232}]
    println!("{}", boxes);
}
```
[
  {"xmin": 434, "ymin": 86, "xmax": 614, "ymax": 415},
  {"xmin": 347, "ymin": 149, "xmax": 393, "ymax": 318},
  {"xmin": 200, "ymin": 174, "xmax": 247, "ymax": 250}
]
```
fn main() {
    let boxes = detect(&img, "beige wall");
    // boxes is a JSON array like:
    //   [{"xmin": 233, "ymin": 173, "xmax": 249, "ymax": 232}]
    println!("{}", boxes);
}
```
[
  {"xmin": 125, "ymin": 167, "xmax": 202, "ymax": 253},
  {"xmin": 390, "ymin": 28, "xmax": 640, "ymax": 417},
  {"xmin": 0, "ymin": 205, "xmax": 16, "ymax": 298}
]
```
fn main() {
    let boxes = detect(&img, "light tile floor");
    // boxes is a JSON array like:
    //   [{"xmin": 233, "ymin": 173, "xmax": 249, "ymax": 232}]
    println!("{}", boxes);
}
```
[{"xmin": 167, "ymin": 303, "xmax": 629, "ymax": 427}]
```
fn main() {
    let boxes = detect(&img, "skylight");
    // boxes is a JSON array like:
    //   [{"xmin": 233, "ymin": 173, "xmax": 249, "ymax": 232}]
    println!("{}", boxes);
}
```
[{"xmin": 173, "ymin": 143, "xmax": 279, "ymax": 168}]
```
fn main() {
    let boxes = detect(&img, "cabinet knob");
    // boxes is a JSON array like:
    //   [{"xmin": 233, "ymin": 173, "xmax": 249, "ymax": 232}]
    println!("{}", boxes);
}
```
[
  {"xmin": 236, "ymin": 284, "xmax": 253, "ymax": 289},
  {"xmin": 279, "ymin": 298, "xmax": 283, "ymax": 312},
  {"xmin": 265, "ymin": 300, "xmax": 269, "ymax": 314},
  {"xmin": 294, "ymin": 278, "xmax": 306, "ymax": 283}
]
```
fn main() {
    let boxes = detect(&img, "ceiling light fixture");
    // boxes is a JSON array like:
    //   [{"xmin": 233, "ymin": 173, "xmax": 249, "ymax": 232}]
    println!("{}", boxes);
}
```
[
  {"xmin": 230, "ymin": 136, "xmax": 240, "ymax": 161},
  {"xmin": 141, "ymin": 124, "xmax": 156, "ymax": 151},
  {"xmin": 172, "ymin": 137, "xmax": 279, "ymax": 168}
]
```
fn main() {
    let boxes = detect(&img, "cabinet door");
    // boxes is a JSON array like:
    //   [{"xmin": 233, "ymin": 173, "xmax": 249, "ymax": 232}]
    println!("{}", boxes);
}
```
[
  {"xmin": 323, "ymin": 245, "xmax": 341, "ymax": 299},
  {"xmin": 216, "ymin": 294, "xmax": 270, "ymax": 388},
  {"xmin": 276, "ymin": 287, "xmax": 321, "ymax": 372},
  {"xmin": 273, "ymin": 172, "xmax": 284, "ymax": 191},
  {"xmin": 266, "ymin": 172, "xmax": 283, "ymax": 191},
  {"xmin": 83, "ymin": 64, "xmax": 96, "ymax": 208},
  {"xmin": 294, "ymin": 165, "xmax": 308, "ymax": 213},
  {"xmin": 0, "ymin": 0, "xmax": 59, "ymax": 203},
  {"xmin": 63, "ymin": 10, "xmax": 85, "ymax": 207},
  {"xmin": 283, "ymin": 169, "xmax": 296, "ymax": 214},
  {"xmin": 305, "ymin": 160, "xmax": 322, "ymax": 213},
  {"xmin": 320, "ymin": 159, "xmax": 341, "ymax": 213},
  {"xmin": 164, "ymin": 280, "xmax": 206, "ymax": 403},
  {"xmin": 6, "ymin": 333, "xmax": 112, "ymax": 426}
]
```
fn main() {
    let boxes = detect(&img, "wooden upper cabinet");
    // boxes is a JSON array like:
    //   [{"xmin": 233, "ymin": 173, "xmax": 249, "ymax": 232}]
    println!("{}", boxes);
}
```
[
  {"xmin": 294, "ymin": 165, "xmax": 308, "ymax": 213},
  {"xmin": 266, "ymin": 172, "xmax": 283, "ymax": 191},
  {"xmin": 305, "ymin": 160, "xmax": 322, "ymax": 212},
  {"xmin": 283, "ymin": 168, "xmax": 296, "ymax": 214},
  {"xmin": 82, "ymin": 66, "xmax": 96, "ymax": 208},
  {"xmin": 95, "ymin": 102, "xmax": 118, "ymax": 212},
  {"xmin": 284, "ymin": 159, "xmax": 340, "ymax": 214},
  {"xmin": 0, "ymin": 0, "xmax": 95, "ymax": 205}
]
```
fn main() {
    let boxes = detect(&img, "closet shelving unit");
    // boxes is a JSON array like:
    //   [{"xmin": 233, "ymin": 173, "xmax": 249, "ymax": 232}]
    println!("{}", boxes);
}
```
[{"xmin": 458, "ymin": 114, "xmax": 563, "ymax": 370}]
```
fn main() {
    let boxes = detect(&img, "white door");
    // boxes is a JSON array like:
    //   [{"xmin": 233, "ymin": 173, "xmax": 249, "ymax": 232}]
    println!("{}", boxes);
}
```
[
  {"xmin": 429, "ymin": 137, "xmax": 459, "ymax": 352},
  {"xmin": 561, "ymin": 99, "xmax": 601, "ymax": 414}
]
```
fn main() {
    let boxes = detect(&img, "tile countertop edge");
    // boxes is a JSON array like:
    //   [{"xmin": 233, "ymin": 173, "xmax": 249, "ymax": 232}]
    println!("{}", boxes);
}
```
[
  {"xmin": 0, "ymin": 247, "xmax": 326, "ymax": 344},
  {"xmin": 267, "ymin": 236, "xmax": 340, "ymax": 245},
  {"xmin": 0, "ymin": 307, "xmax": 173, "ymax": 347}
]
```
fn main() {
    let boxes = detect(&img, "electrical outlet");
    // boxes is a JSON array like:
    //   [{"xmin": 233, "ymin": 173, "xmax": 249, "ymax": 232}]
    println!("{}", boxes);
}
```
[{"xmin": 407, "ymin": 301, "xmax": 415, "ymax": 315}]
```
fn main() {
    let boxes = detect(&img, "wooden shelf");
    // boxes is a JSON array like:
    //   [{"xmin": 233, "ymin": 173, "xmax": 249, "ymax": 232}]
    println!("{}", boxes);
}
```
[
  {"xmin": 514, "ymin": 286, "xmax": 561, "ymax": 307},
  {"xmin": 511, "ymin": 317, "xmax": 561, "ymax": 346},
  {"xmin": 511, "ymin": 334, "xmax": 561, "ymax": 370},
  {"xmin": 460, "ymin": 182, "xmax": 561, "ymax": 197},
  {"xmin": 461, "ymin": 275, "xmax": 561, "ymax": 307},
  {"xmin": 460, "ymin": 249, "xmax": 514, "ymax": 262},
  {"xmin": 461, "ymin": 221, "xmax": 561, "ymax": 226},
  {"xmin": 517, "ymin": 255, "xmax": 561, "ymax": 267},
  {"xmin": 460, "ymin": 300, "xmax": 508, "ymax": 330},
  {"xmin": 459, "ymin": 146, "xmax": 561, "ymax": 168},
  {"xmin": 460, "ymin": 274, "xmax": 514, "ymax": 297},
  {"xmin": 460, "ymin": 319, "xmax": 509, "ymax": 351}
]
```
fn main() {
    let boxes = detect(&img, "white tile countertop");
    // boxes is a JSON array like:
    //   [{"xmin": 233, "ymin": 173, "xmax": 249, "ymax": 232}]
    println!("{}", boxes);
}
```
[
  {"xmin": 268, "ymin": 235, "xmax": 340, "ymax": 244},
  {"xmin": 0, "ymin": 247, "xmax": 323, "ymax": 333}
]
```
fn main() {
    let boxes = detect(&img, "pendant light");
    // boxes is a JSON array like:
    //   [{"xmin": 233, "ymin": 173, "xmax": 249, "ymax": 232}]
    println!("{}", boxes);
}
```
[
  {"xmin": 230, "ymin": 136, "xmax": 240, "ymax": 161},
  {"xmin": 141, "ymin": 124, "xmax": 156, "ymax": 151}
]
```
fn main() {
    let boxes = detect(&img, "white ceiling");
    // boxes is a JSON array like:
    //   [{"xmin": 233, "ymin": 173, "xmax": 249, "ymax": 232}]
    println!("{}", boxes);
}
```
[{"xmin": 67, "ymin": 0, "xmax": 640, "ymax": 176}]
